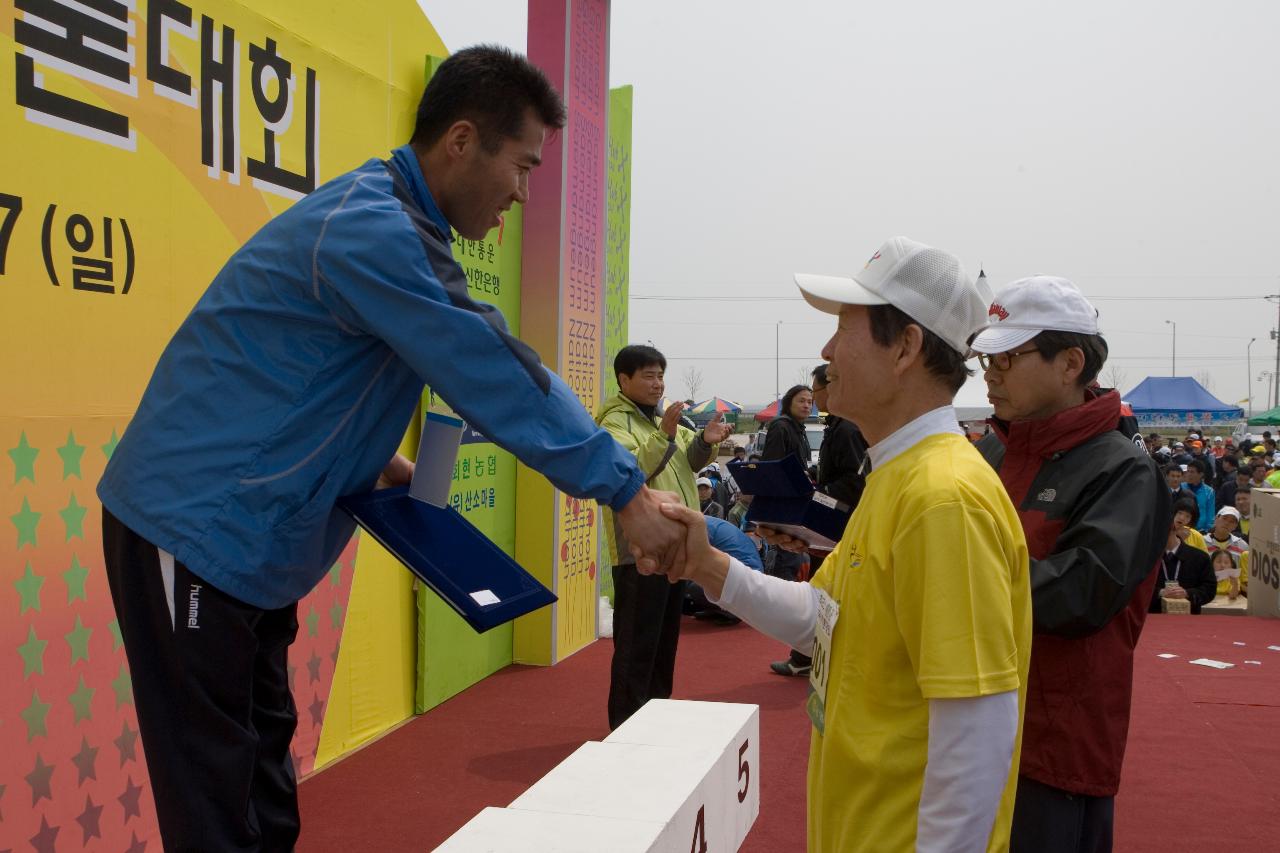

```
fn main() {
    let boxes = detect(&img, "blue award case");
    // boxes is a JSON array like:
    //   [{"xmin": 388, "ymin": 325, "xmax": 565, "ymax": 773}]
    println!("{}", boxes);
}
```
[
  {"xmin": 338, "ymin": 486, "xmax": 556, "ymax": 633},
  {"xmin": 728, "ymin": 457, "xmax": 852, "ymax": 550}
]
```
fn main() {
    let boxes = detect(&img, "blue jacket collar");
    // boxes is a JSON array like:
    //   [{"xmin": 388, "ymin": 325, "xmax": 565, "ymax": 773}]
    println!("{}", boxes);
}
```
[{"xmin": 389, "ymin": 145, "xmax": 453, "ymax": 240}]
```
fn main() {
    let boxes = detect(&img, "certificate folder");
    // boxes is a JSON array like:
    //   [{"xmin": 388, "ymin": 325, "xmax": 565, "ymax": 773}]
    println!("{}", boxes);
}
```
[
  {"xmin": 728, "ymin": 457, "xmax": 852, "ymax": 550},
  {"xmin": 338, "ymin": 486, "xmax": 556, "ymax": 633}
]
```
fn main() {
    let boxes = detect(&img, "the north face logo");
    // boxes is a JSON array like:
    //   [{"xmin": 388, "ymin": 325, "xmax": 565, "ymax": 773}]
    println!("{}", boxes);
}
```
[
  {"xmin": 1037, "ymin": 488, "xmax": 1057, "ymax": 503},
  {"xmin": 990, "ymin": 303, "xmax": 1010, "ymax": 321},
  {"xmin": 863, "ymin": 251, "xmax": 881, "ymax": 269}
]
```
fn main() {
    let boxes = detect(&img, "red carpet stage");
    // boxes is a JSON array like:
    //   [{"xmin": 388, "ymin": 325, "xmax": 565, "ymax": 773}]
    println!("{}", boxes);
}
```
[{"xmin": 298, "ymin": 615, "xmax": 1280, "ymax": 851}]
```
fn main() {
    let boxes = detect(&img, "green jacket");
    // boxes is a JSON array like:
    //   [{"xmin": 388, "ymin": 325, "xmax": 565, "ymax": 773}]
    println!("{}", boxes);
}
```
[{"xmin": 596, "ymin": 394, "xmax": 716, "ymax": 565}]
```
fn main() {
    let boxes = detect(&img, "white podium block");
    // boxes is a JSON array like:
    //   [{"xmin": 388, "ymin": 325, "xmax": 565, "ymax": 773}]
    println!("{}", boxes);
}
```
[
  {"xmin": 606, "ymin": 700, "xmax": 760, "ymax": 851},
  {"xmin": 434, "ymin": 806, "xmax": 667, "ymax": 852},
  {"xmin": 510, "ymin": 740, "xmax": 726, "ymax": 852}
]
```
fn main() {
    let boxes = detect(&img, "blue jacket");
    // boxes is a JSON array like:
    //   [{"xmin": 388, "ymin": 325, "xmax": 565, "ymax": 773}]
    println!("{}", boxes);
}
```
[
  {"xmin": 1180, "ymin": 481, "xmax": 1216, "ymax": 532},
  {"xmin": 705, "ymin": 516, "xmax": 763, "ymax": 571},
  {"xmin": 98, "ymin": 146, "xmax": 644, "ymax": 609}
]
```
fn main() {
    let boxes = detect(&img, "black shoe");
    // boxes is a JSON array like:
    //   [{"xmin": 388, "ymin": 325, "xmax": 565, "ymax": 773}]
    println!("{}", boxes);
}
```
[{"xmin": 770, "ymin": 659, "xmax": 811, "ymax": 677}]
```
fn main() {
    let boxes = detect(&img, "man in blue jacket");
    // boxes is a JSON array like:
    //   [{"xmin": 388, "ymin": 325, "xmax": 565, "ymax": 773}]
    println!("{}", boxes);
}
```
[
  {"xmin": 97, "ymin": 46, "xmax": 682, "ymax": 851},
  {"xmin": 1181, "ymin": 458, "xmax": 1216, "ymax": 533}
]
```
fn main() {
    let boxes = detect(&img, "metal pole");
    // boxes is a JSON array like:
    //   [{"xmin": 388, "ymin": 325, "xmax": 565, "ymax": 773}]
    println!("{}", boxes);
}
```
[
  {"xmin": 1248, "ymin": 337, "xmax": 1256, "ymax": 419},
  {"xmin": 1274, "ymin": 295, "xmax": 1280, "ymax": 408},
  {"xmin": 775, "ymin": 321, "xmax": 781, "ymax": 403},
  {"xmin": 1164, "ymin": 320, "xmax": 1176, "ymax": 376}
]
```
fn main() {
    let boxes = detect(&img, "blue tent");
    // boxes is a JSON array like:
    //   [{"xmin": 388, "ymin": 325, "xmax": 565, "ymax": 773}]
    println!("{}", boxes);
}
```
[{"xmin": 1122, "ymin": 376, "xmax": 1243, "ymax": 427}]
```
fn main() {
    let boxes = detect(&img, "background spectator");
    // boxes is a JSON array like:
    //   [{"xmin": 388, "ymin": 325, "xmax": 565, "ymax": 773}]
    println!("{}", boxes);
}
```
[{"xmin": 1150, "ymin": 505, "xmax": 1218, "ymax": 614}]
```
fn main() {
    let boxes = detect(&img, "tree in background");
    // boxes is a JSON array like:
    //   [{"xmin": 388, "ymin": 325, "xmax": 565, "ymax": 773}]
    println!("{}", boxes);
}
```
[
  {"xmin": 1103, "ymin": 365, "xmax": 1128, "ymax": 393},
  {"xmin": 683, "ymin": 365, "xmax": 704, "ymax": 401}
]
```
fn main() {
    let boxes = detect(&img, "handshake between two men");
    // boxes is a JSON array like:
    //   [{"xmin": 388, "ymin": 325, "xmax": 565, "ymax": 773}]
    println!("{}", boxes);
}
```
[{"xmin": 616, "ymin": 494, "xmax": 807, "ymax": 602}]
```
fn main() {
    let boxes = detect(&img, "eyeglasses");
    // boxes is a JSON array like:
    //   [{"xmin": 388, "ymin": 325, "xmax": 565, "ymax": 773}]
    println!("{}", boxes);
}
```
[{"xmin": 976, "ymin": 346, "xmax": 1041, "ymax": 372}]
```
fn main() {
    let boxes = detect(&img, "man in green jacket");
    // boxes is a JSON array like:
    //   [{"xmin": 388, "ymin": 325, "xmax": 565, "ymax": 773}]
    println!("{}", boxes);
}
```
[{"xmin": 598, "ymin": 345, "xmax": 732, "ymax": 728}]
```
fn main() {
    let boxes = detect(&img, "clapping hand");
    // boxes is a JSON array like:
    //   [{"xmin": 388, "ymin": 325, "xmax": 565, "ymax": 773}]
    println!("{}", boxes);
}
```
[
  {"xmin": 702, "ymin": 413, "xmax": 733, "ymax": 445},
  {"xmin": 659, "ymin": 401, "xmax": 686, "ymax": 439}
]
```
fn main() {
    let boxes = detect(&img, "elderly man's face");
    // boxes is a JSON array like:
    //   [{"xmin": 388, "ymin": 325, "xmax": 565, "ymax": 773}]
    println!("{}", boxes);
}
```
[{"xmin": 820, "ymin": 305, "xmax": 896, "ymax": 424}]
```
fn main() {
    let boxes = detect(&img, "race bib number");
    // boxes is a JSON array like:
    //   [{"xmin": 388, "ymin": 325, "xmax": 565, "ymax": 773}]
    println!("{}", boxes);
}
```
[{"xmin": 806, "ymin": 588, "xmax": 840, "ymax": 735}]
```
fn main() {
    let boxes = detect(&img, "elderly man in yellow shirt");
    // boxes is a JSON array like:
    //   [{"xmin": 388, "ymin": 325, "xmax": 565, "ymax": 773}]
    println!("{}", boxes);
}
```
[{"xmin": 647, "ymin": 237, "xmax": 1032, "ymax": 852}]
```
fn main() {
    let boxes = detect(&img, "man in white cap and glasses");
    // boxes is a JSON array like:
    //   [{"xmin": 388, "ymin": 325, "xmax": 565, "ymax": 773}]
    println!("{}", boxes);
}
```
[
  {"xmin": 639, "ymin": 237, "xmax": 1032, "ymax": 852},
  {"xmin": 971, "ymin": 275, "xmax": 1169, "ymax": 853}
]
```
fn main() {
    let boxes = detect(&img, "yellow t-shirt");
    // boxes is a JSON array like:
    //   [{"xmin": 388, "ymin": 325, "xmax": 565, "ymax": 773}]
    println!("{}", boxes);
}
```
[
  {"xmin": 1185, "ymin": 528, "xmax": 1207, "ymax": 552},
  {"xmin": 808, "ymin": 433, "xmax": 1032, "ymax": 853}
]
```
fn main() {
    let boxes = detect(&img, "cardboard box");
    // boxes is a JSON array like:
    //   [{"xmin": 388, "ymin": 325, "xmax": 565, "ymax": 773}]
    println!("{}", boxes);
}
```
[
  {"xmin": 1247, "ymin": 488, "xmax": 1280, "ymax": 619},
  {"xmin": 728, "ymin": 458, "xmax": 851, "ymax": 549}
]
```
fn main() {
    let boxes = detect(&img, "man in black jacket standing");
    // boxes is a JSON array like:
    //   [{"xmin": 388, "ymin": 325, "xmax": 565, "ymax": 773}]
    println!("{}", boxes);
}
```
[
  {"xmin": 769, "ymin": 363, "xmax": 871, "ymax": 677},
  {"xmin": 811, "ymin": 363, "xmax": 870, "ymax": 506},
  {"xmin": 972, "ymin": 276, "xmax": 1169, "ymax": 853}
]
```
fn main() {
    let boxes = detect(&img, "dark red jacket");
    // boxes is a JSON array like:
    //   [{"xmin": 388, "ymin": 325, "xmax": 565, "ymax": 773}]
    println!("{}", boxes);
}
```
[{"xmin": 977, "ymin": 390, "xmax": 1169, "ymax": 796}]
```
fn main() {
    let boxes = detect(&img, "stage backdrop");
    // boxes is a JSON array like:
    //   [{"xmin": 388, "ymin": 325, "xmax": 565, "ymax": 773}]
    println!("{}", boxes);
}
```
[
  {"xmin": 0, "ymin": 1, "xmax": 445, "ymax": 848},
  {"xmin": 599, "ymin": 83, "xmax": 632, "ymax": 605}
]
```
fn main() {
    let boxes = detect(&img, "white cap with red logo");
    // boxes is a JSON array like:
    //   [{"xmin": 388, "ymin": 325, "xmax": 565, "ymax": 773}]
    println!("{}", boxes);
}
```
[{"xmin": 970, "ymin": 275, "xmax": 1100, "ymax": 354}]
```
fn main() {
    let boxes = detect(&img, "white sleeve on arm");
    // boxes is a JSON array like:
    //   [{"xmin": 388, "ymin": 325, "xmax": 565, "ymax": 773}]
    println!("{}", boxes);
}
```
[
  {"xmin": 707, "ymin": 557, "xmax": 818, "ymax": 653},
  {"xmin": 916, "ymin": 690, "xmax": 1019, "ymax": 853}
]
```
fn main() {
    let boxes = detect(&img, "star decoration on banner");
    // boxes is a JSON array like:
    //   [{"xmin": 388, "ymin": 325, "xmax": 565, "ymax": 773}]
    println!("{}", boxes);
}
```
[
  {"xmin": 76, "ymin": 793, "xmax": 104, "ymax": 844},
  {"xmin": 0, "ymin": 781, "xmax": 5, "ymax": 820},
  {"xmin": 308, "ymin": 695, "xmax": 325, "ymax": 728},
  {"xmin": 15, "ymin": 561, "xmax": 44, "ymax": 613},
  {"xmin": 305, "ymin": 607, "xmax": 319, "ymax": 637},
  {"xmin": 111, "ymin": 664, "xmax": 133, "ymax": 708},
  {"xmin": 66, "ymin": 615, "xmax": 94, "ymax": 664},
  {"xmin": 30, "ymin": 814, "xmax": 59, "ymax": 853},
  {"xmin": 69, "ymin": 675, "xmax": 96, "ymax": 723},
  {"xmin": 64, "ymin": 555, "xmax": 90, "ymax": 604},
  {"xmin": 329, "ymin": 600, "xmax": 344, "ymax": 630},
  {"xmin": 57, "ymin": 430, "xmax": 86, "ymax": 479},
  {"xmin": 118, "ymin": 775, "xmax": 143, "ymax": 822},
  {"xmin": 21, "ymin": 689, "xmax": 52, "ymax": 740},
  {"xmin": 123, "ymin": 830, "xmax": 148, "ymax": 853},
  {"xmin": 307, "ymin": 651, "xmax": 322, "ymax": 684},
  {"xmin": 60, "ymin": 493, "xmax": 87, "ymax": 541},
  {"xmin": 72, "ymin": 735, "xmax": 99, "ymax": 784},
  {"xmin": 101, "ymin": 428, "xmax": 120, "ymax": 460},
  {"xmin": 26, "ymin": 752, "xmax": 55, "ymax": 804},
  {"xmin": 108, "ymin": 618, "xmax": 124, "ymax": 650},
  {"xmin": 19, "ymin": 624, "xmax": 48, "ymax": 678},
  {"xmin": 114, "ymin": 719, "xmax": 138, "ymax": 766},
  {"xmin": 328, "ymin": 561, "xmax": 342, "ymax": 586},
  {"xmin": 8, "ymin": 431, "xmax": 39, "ymax": 483},
  {"xmin": 11, "ymin": 496, "xmax": 41, "ymax": 549},
  {"xmin": 331, "ymin": 642, "xmax": 341, "ymax": 665}
]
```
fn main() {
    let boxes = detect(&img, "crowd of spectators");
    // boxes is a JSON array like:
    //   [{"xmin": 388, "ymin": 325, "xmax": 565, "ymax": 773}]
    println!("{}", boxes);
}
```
[{"xmin": 1145, "ymin": 428, "xmax": 1263, "ymax": 609}]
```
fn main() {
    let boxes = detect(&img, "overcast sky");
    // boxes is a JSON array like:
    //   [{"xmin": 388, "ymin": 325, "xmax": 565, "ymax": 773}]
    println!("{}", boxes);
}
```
[{"xmin": 421, "ymin": 0, "xmax": 1280, "ymax": 412}]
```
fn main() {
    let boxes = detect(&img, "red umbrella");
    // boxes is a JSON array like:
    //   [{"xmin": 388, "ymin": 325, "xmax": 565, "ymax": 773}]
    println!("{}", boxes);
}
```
[{"xmin": 754, "ymin": 399, "xmax": 781, "ymax": 422}]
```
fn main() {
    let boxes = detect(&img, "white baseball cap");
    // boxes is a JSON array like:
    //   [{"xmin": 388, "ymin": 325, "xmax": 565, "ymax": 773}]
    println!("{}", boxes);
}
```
[
  {"xmin": 695, "ymin": 477, "xmax": 713, "ymax": 488},
  {"xmin": 1217, "ymin": 506, "xmax": 1241, "ymax": 520},
  {"xmin": 970, "ymin": 275, "xmax": 1100, "ymax": 354},
  {"xmin": 794, "ymin": 236, "xmax": 990, "ymax": 355}
]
